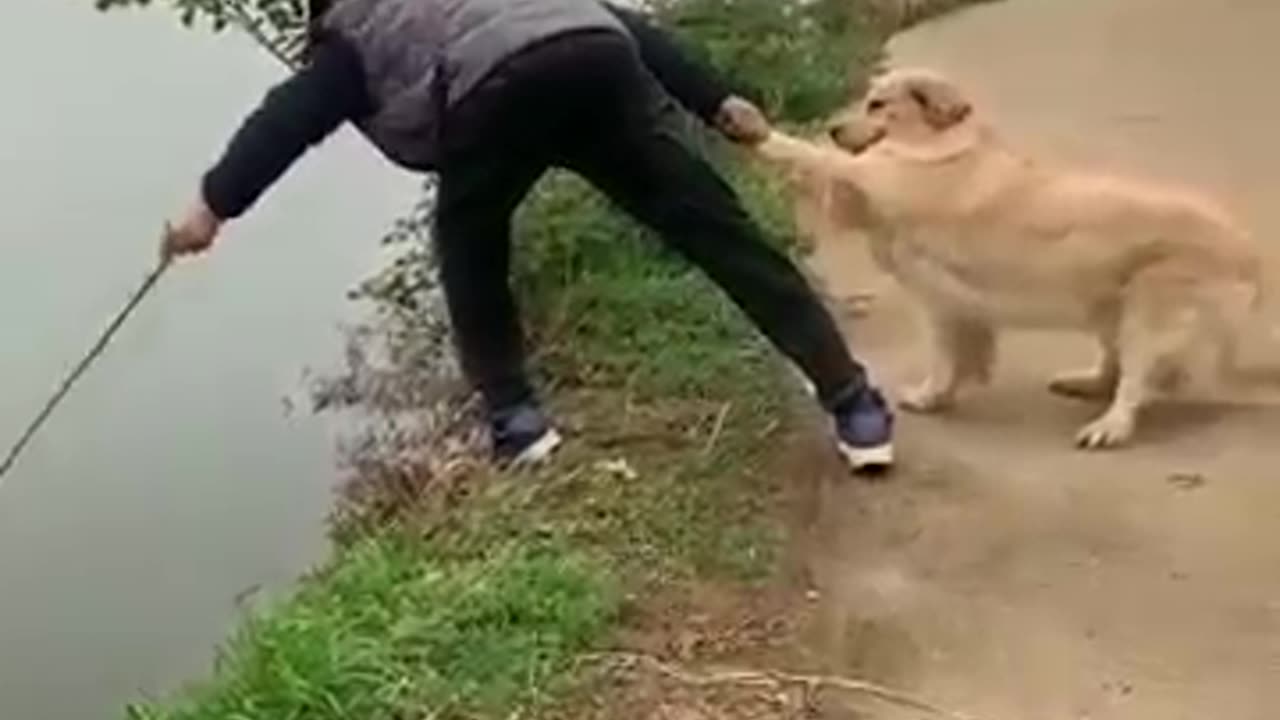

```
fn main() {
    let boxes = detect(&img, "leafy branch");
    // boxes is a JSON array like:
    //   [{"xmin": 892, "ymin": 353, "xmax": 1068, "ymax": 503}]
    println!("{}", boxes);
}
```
[{"xmin": 94, "ymin": 0, "xmax": 307, "ymax": 65}]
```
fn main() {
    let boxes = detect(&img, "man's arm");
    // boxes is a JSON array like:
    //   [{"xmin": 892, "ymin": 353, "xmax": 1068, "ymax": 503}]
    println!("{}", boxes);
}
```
[
  {"xmin": 201, "ymin": 38, "xmax": 371, "ymax": 220},
  {"xmin": 604, "ymin": 3, "xmax": 735, "ymax": 125},
  {"xmin": 165, "ymin": 37, "xmax": 371, "ymax": 259}
]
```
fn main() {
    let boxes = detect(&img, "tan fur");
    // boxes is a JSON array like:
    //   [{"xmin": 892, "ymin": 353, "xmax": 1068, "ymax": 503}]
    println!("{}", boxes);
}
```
[{"xmin": 757, "ymin": 68, "xmax": 1264, "ymax": 449}]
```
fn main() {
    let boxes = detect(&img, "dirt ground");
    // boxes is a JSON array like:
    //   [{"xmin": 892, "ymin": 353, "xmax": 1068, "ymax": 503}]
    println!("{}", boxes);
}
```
[{"xmin": 797, "ymin": 0, "xmax": 1280, "ymax": 718}]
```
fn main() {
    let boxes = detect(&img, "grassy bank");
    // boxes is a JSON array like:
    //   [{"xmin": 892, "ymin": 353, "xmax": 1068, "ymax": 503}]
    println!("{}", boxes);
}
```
[{"xmin": 126, "ymin": 2, "xmax": 970, "ymax": 718}]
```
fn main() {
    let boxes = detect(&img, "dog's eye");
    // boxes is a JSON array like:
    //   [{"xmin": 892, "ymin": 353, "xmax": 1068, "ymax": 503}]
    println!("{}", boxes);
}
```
[{"xmin": 867, "ymin": 99, "xmax": 886, "ymax": 112}]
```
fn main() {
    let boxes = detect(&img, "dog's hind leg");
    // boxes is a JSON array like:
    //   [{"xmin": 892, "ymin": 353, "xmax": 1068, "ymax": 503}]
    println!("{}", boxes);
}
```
[
  {"xmin": 1076, "ymin": 280, "xmax": 1202, "ymax": 449},
  {"xmin": 1076, "ymin": 347, "xmax": 1157, "ymax": 450}
]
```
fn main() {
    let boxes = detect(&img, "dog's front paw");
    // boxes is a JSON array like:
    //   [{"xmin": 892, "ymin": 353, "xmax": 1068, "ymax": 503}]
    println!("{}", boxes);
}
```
[
  {"xmin": 898, "ymin": 381, "xmax": 954, "ymax": 414},
  {"xmin": 1075, "ymin": 412, "xmax": 1135, "ymax": 450}
]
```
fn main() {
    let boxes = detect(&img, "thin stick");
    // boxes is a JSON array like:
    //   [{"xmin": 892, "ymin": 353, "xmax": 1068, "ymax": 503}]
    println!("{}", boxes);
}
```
[
  {"xmin": 590, "ymin": 652, "xmax": 984, "ymax": 720},
  {"xmin": 0, "ymin": 4, "xmax": 310, "ymax": 491},
  {"xmin": 702, "ymin": 402, "xmax": 731, "ymax": 456},
  {"xmin": 0, "ymin": 4, "xmax": 303, "ymax": 489},
  {"xmin": 0, "ymin": 259, "xmax": 170, "ymax": 486}
]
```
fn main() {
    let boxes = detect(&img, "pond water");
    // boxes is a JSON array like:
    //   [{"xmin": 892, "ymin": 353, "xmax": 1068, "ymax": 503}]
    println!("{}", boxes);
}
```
[{"xmin": 0, "ymin": 2, "xmax": 417, "ymax": 717}]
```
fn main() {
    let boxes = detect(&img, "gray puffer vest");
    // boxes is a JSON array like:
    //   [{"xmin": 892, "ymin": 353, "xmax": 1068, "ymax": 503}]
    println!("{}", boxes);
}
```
[{"xmin": 321, "ymin": 0, "xmax": 629, "ymax": 171}]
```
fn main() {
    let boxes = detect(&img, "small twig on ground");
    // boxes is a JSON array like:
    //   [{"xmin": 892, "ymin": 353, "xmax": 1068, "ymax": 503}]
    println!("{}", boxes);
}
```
[
  {"xmin": 586, "ymin": 652, "xmax": 985, "ymax": 720},
  {"xmin": 702, "ymin": 403, "xmax": 732, "ymax": 456},
  {"xmin": 755, "ymin": 419, "xmax": 781, "ymax": 441}
]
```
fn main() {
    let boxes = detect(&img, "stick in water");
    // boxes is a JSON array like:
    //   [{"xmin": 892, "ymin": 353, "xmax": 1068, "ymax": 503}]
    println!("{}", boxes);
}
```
[{"xmin": 0, "ymin": 254, "xmax": 171, "ymax": 486}]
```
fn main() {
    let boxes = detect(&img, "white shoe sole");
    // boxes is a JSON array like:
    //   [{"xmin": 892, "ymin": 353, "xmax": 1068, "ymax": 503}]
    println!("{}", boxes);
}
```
[
  {"xmin": 838, "ymin": 441, "xmax": 894, "ymax": 473},
  {"xmin": 511, "ymin": 429, "xmax": 563, "ymax": 465}
]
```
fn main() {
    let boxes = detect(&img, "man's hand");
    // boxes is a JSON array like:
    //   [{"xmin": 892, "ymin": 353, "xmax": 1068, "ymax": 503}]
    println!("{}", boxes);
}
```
[
  {"xmin": 716, "ymin": 96, "xmax": 772, "ymax": 146},
  {"xmin": 162, "ymin": 198, "xmax": 222, "ymax": 262}
]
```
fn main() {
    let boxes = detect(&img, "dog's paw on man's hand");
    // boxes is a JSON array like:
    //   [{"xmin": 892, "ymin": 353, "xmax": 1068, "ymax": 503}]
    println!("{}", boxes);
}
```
[{"xmin": 716, "ymin": 96, "xmax": 772, "ymax": 146}]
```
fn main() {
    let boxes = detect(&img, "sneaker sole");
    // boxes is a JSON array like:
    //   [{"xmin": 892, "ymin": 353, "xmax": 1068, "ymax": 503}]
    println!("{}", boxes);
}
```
[
  {"xmin": 511, "ymin": 429, "xmax": 563, "ymax": 466},
  {"xmin": 838, "ymin": 441, "xmax": 894, "ymax": 474}
]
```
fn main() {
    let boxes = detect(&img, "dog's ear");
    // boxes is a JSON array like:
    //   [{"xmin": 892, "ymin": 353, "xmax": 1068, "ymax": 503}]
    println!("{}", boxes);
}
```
[{"xmin": 908, "ymin": 76, "xmax": 972, "ymax": 130}]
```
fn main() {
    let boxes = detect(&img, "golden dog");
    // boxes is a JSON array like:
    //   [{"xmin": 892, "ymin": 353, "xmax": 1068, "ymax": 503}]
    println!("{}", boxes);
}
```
[{"xmin": 756, "ymin": 68, "xmax": 1264, "ymax": 449}]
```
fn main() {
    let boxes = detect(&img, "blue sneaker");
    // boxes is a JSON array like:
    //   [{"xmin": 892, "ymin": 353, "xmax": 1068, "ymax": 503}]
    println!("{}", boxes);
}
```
[
  {"xmin": 489, "ymin": 402, "xmax": 562, "ymax": 466},
  {"xmin": 834, "ymin": 388, "xmax": 895, "ymax": 474}
]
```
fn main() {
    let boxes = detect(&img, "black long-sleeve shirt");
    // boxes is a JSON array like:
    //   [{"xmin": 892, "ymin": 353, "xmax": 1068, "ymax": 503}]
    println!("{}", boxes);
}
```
[{"xmin": 201, "ymin": 4, "xmax": 733, "ymax": 220}]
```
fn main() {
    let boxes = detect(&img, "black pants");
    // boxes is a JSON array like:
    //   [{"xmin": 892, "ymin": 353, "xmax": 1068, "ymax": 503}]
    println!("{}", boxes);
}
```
[{"xmin": 435, "ymin": 31, "xmax": 868, "ymax": 414}]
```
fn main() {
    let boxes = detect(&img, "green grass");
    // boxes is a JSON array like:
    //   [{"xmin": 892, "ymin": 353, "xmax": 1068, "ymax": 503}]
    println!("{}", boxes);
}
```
[
  {"xmin": 127, "ymin": 539, "xmax": 616, "ymax": 720},
  {"xmin": 125, "ymin": 1, "xmax": 983, "ymax": 718},
  {"xmin": 515, "ymin": 168, "xmax": 785, "ymax": 402}
]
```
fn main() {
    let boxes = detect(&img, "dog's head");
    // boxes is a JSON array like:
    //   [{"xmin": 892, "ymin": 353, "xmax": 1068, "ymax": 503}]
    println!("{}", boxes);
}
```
[{"xmin": 827, "ymin": 68, "xmax": 973, "ymax": 154}]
